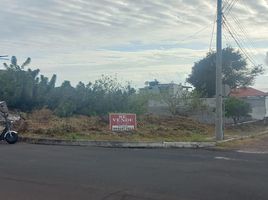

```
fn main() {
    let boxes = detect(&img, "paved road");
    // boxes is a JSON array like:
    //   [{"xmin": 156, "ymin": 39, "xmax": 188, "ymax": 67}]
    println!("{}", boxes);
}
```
[{"xmin": 0, "ymin": 143, "xmax": 267, "ymax": 200}]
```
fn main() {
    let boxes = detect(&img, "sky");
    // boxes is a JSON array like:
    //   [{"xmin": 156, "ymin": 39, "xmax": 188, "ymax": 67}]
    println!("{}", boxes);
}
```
[{"xmin": 1, "ymin": 0, "xmax": 268, "ymax": 90}]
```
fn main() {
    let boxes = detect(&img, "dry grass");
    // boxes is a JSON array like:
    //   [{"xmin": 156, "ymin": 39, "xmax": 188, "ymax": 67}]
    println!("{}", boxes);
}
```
[
  {"xmin": 224, "ymin": 121, "xmax": 268, "ymax": 137},
  {"xmin": 15, "ymin": 109, "xmax": 214, "ymax": 142},
  {"xmin": 217, "ymin": 133, "xmax": 268, "ymax": 150},
  {"xmin": 14, "ymin": 109, "xmax": 268, "ymax": 142}
]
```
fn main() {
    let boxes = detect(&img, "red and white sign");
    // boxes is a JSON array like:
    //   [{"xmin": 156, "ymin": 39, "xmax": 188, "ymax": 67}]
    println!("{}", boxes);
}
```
[{"xmin": 109, "ymin": 113, "xmax": 137, "ymax": 131}]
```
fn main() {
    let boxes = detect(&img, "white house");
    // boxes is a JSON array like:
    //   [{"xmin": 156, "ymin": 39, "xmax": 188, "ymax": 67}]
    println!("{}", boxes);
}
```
[{"xmin": 230, "ymin": 87, "xmax": 268, "ymax": 120}]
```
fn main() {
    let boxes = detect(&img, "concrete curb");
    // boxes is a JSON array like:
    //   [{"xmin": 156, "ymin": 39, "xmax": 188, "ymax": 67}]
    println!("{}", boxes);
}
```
[{"xmin": 19, "ymin": 136, "xmax": 216, "ymax": 149}]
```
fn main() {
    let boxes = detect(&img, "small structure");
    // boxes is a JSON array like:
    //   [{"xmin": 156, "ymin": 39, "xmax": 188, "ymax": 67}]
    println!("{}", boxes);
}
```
[
  {"xmin": 140, "ymin": 80, "xmax": 191, "ymax": 96},
  {"xmin": 230, "ymin": 87, "xmax": 268, "ymax": 120},
  {"xmin": 139, "ymin": 80, "xmax": 191, "ymax": 116}
]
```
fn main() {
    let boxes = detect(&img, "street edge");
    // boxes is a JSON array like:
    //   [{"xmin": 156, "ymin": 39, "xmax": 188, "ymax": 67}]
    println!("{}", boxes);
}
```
[{"xmin": 19, "ymin": 136, "xmax": 216, "ymax": 148}]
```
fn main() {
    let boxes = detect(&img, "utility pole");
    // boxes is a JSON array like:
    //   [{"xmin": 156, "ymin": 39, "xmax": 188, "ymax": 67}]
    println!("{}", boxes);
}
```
[{"xmin": 216, "ymin": 0, "xmax": 223, "ymax": 140}]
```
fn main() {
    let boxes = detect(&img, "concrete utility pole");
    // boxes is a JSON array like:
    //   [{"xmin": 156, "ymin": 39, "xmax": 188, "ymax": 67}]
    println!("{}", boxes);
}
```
[{"xmin": 216, "ymin": 0, "xmax": 224, "ymax": 140}]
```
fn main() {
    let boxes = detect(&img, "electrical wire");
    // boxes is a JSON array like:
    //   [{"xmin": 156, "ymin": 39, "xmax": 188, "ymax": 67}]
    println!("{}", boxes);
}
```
[
  {"xmin": 222, "ymin": 0, "xmax": 264, "ymax": 67},
  {"xmin": 223, "ymin": 16, "xmax": 258, "ymax": 67},
  {"xmin": 223, "ymin": 0, "xmax": 232, "ymax": 9},
  {"xmin": 223, "ymin": 30, "xmax": 233, "ymax": 47},
  {"xmin": 228, "ymin": 13, "xmax": 264, "ymax": 64},
  {"xmin": 178, "ymin": 25, "xmax": 211, "ymax": 43},
  {"xmin": 223, "ymin": 0, "xmax": 239, "ymax": 16},
  {"xmin": 209, "ymin": 12, "xmax": 217, "ymax": 52},
  {"xmin": 225, "ymin": 12, "xmax": 262, "ymax": 63},
  {"xmin": 223, "ymin": 17, "xmax": 255, "ymax": 64}
]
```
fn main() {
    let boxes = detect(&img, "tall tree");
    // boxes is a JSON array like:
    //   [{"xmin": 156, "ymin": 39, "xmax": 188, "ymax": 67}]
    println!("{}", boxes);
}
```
[
  {"xmin": 187, "ymin": 47, "xmax": 263, "ymax": 97},
  {"xmin": 1, "ymin": 56, "xmax": 34, "ymax": 110},
  {"xmin": 0, "ymin": 57, "xmax": 146, "ymax": 116},
  {"xmin": 1, "ymin": 56, "xmax": 57, "ymax": 111}
]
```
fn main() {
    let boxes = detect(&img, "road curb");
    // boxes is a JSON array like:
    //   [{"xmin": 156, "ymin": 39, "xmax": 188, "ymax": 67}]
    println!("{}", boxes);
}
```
[{"xmin": 19, "ymin": 136, "xmax": 216, "ymax": 149}]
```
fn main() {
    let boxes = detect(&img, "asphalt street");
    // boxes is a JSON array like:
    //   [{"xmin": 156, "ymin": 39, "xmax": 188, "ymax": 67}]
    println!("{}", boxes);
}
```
[{"xmin": 0, "ymin": 143, "xmax": 267, "ymax": 200}]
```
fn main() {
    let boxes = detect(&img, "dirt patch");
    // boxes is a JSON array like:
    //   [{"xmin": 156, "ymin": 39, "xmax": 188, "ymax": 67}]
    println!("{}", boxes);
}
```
[
  {"xmin": 223, "ymin": 120, "xmax": 268, "ymax": 140},
  {"xmin": 218, "ymin": 133, "xmax": 268, "ymax": 152}
]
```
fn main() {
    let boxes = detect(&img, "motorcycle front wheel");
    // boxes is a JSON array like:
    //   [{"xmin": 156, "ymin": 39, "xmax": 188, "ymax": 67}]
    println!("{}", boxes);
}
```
[{"xmin": 5, "ymin": 131, "xmax": 18, "ymax": 144}]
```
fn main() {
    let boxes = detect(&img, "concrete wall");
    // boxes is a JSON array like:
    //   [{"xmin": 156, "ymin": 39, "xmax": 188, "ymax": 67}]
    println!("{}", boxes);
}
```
[
  {"xmin": 265, "ymin": 96, "xmax": 268, "ymax": 117},
  {"xmin": 147, "ymin": 97, "xmax": 267, "ymax": 124},
  {"xmin": 243, "ymin": 97, "xmax": 266, "ymax": 120},
  {"xmin": 147, "ymin": 100, "xmax": 170, "ymax": 116},
  {"xmin": 140, "ymin": 83, "xmax": 187, "ymax": 97},
  {"xmin": 201, "ymin": 98, "xmax": 216, "ymax": 108},
  {"xmin": 147, "ymin": 98, "xmax": 218, "ymax": 124}
]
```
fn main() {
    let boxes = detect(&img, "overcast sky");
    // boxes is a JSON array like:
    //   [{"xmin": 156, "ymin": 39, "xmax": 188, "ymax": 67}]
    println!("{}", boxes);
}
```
[{"xmin": 1, "ymin": 0, "xmax": 268, "ymax": 90}]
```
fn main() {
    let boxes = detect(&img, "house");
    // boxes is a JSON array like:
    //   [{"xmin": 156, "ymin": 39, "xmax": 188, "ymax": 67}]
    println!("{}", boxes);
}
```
[
  {"xmin": 139, "ymin": 80, "xmax": 191, "ymax": 96},
  {"xmin": 139, "ymin": 80, "xmax": 191, "ymax": 115},
  {"xmin": 230, "ymin": 87, "xmax": 268, "ymax": 120}
]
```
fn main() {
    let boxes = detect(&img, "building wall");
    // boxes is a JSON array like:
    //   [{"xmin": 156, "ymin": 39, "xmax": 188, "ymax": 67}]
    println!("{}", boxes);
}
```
[
  {"xmin": 140, "ymin": 83, "xmax": 186, "ymax": 96},
  {"xmin": 147, "ymin": 98, "xmax": 217, "ymax": 124},
  {"xmin": 265, "ymin": 97, "xmax": 268, "ymax": 117},
  {"xmin": 147, "ymin": 96, "xmax": 267, "ymax": 124},
  {"xmin": 243, "ymin": 97, "xmax": 266, "ymax": 120}
]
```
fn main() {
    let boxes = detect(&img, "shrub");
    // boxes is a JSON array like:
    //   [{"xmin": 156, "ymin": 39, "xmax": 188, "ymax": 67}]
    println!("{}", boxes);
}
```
[{"xmin": 225, "ymin": 97, "xmax": 251, "ymax": 124}]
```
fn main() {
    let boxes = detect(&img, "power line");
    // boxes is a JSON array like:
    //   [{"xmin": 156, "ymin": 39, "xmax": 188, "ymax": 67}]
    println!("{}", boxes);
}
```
[
  {"xmin": 223, "ymin": 30, "xmax": 233, "ymax": 46},
  {"xmin": 177, "ymin": 24, "xmax": 211, "ymax": 43},
  {"xmin": 222, "ymin": 0, "xmax": 264, "ymax": 66},
  {"xmin": 223, "ymin": 0, "xmax": 232, "ymax": 9},
  {"xmin": 223, "ymin": 16, "xmax": 258, "ymax": 67},
  {"xmin": 240, "ymin": 0, "xmax": 251, "ymax": 13},
  {"xmin": 209, "ymin": 12, "xmax": 217, "ymax": 51},
  {"xmin": 209, "ymin": 0, "xmax": 226, "ymax": 52},
  {"xmin": 223, "ymin": 0, "xmax": 239, "ymax": 16},
  {"xmin": 224, "ymin": 0, "xmax": 238, "ymax": 13},
  {"xmin": 228, "ymin": 13, "xmax": 264, "ymax": 64},
  {"xmin": 223, "ymin": 15, "xmax": 259, "ymax": 66},
  {"xmin": 228, "ymin": 13, "xmax": 256, "ymax": 49},
  {"xmin": 223, "ymin": 18, "xmax": 253, "ymax": 64},
  {"xmin": 223, "ymin": 0, "xmax": 234, "ymax": 12}
]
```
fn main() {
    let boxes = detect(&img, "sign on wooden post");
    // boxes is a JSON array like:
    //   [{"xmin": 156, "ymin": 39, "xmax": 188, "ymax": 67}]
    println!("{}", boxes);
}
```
[{"xmin": 109, "ymin": 113, "xmax": 137, "ymax": 131}]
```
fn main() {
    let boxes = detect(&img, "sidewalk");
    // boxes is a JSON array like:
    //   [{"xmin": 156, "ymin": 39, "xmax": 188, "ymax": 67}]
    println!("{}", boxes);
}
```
[{"xmin": 216, "ymin": 131, "xmax": 268, "ymax": 153}]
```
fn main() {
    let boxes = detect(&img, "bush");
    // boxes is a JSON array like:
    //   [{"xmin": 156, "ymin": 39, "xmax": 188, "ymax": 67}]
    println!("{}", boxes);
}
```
[{"xmin": 225, "ymin": 97, "xmax": 251, "ymax": 124}]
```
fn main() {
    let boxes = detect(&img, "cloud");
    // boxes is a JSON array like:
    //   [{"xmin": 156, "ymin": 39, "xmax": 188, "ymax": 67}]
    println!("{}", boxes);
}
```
[{"xmin": 0, "ymin": 0, "xmax": 268, "ymax": 89}]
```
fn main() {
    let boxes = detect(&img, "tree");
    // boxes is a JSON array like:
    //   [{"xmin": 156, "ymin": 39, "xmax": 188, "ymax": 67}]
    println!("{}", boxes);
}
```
[
  {"xmin": 0, "ymin": 57, "xmax": 148, "ymax": 117},
  {"xmin": 0, "ymin": 56, "xmax": 57, "ymax": 111},
  {"xmin": 125, "ymin": 93, "xmax": 150, "ymax": 115},
  {"xmin": 187, "ymin": 47, "xmax": 263, "ymax": 97},
  {"xmin": 157, "ymin": 84, "xmax": 196, "ymax": 116},
  {"xmin": 158, "ymin": 88, "xmax": 206, "ymax": 116},
  {"xmin": 1, "ymin": 56, "xmax": 35, "ymax": 110},
  {"xmin": 3, "ymin": 56, "xmax": 31, "ymax": 71},
  {"xmin": 158, "ymin": 88, "xmax": 184, "ymax": 116},
  {"xmin": 225, "ymin": 97, "xmax": 251, "ymax": 124}
]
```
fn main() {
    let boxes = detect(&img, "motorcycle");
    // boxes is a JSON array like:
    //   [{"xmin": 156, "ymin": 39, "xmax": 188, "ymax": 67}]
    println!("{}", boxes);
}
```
[{"xmin": 0, "ymin": 101, "xmax": 18, "ymax": 144}]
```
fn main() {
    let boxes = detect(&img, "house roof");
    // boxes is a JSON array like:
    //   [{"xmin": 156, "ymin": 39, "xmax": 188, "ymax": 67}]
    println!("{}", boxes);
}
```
[{"xmin": 230, "ymin": 87, "xmax": 267, "ymax": 97}]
